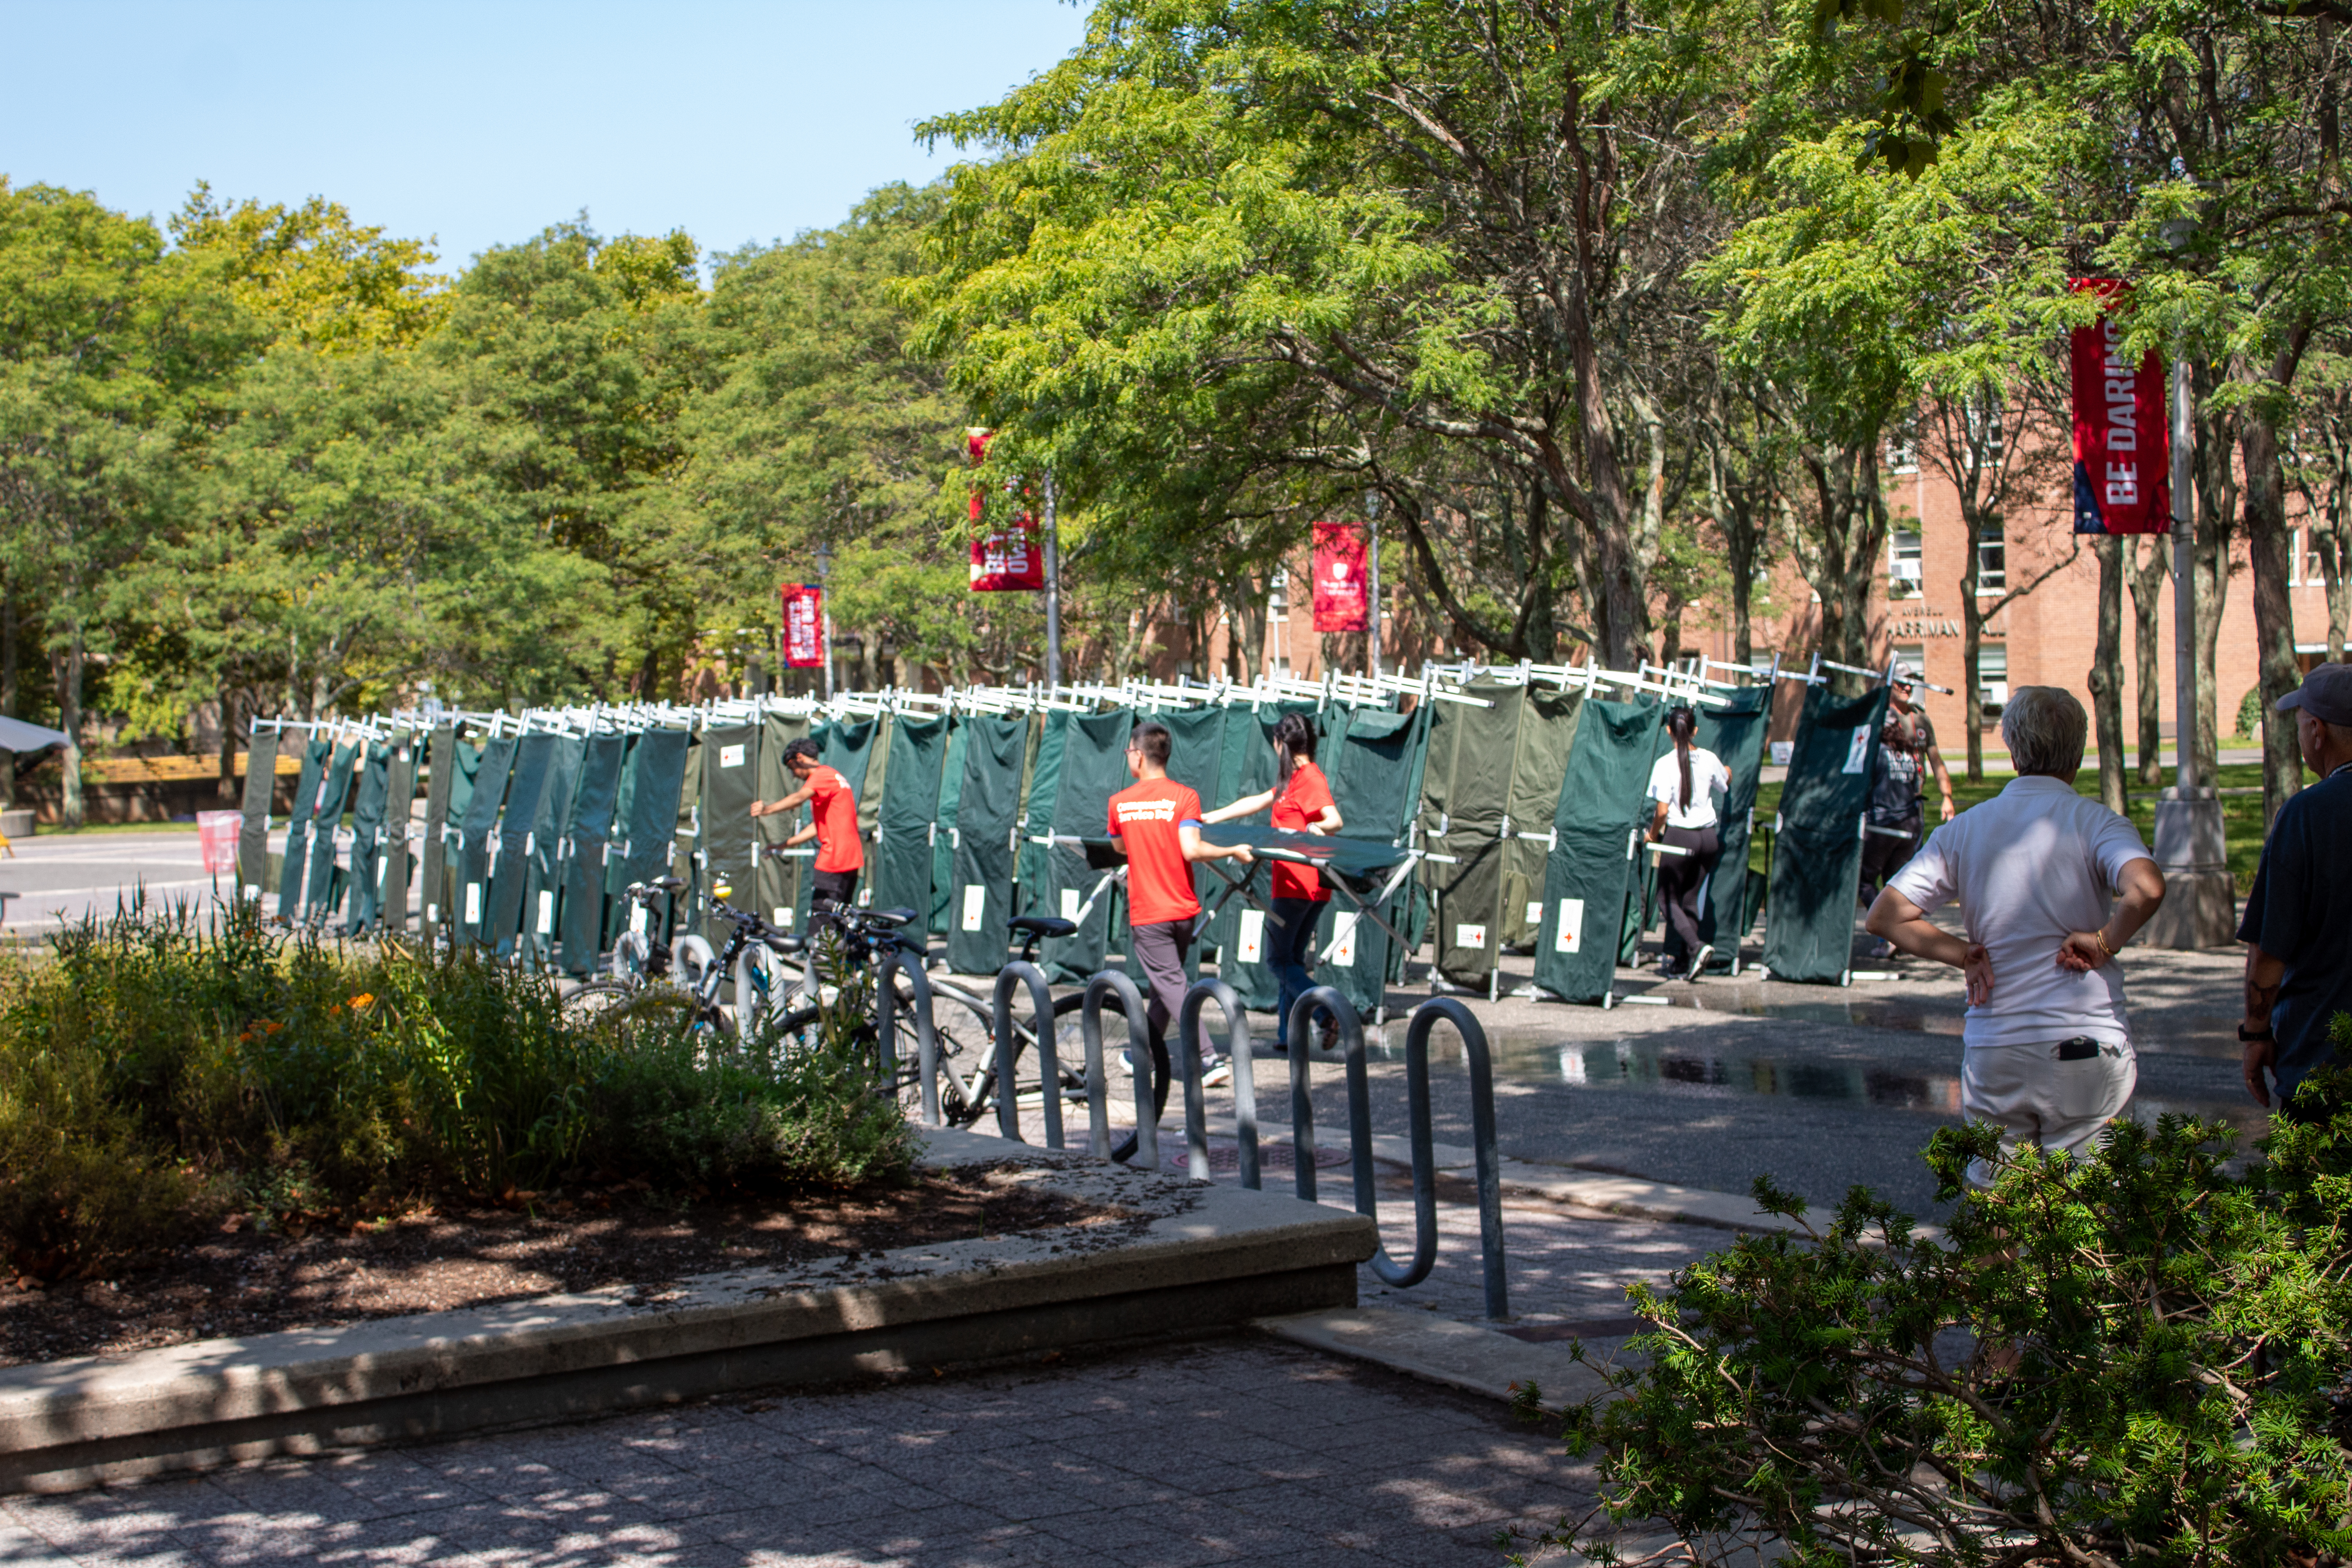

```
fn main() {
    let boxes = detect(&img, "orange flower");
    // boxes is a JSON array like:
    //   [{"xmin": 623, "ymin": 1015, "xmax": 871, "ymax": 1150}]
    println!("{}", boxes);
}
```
[{"xmin": 348, "ymin": 994, "xmax": 375, "ymax": 1011}]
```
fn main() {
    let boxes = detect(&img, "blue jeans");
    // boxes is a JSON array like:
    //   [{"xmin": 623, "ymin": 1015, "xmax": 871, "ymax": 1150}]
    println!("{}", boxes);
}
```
[{"xmin": 1269, "ymin": 897, "xmax": 1323, "ymax": 1048}]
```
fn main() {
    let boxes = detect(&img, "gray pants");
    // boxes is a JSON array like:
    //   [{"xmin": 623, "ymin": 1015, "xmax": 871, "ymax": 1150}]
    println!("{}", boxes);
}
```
[{"xmin": 1131, "ymin": 917, "xmax": 1208, "ymax": 1062}]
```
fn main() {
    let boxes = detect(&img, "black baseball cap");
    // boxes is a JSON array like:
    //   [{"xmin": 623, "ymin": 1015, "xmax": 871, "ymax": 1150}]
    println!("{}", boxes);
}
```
[{"xmin": 2276, "ymin": 663, "xmax": 2352, "ymax": 726}]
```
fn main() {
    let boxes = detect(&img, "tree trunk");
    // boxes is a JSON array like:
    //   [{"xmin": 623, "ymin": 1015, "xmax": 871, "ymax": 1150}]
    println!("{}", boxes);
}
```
[
  {"xmin": 2191, "ymin": 397, "xmax": 2238, "ymax": 782},
  {"xmin": 2128, "ymin": 535, "xmax": 2168, "ymax": 785},
  {"xmin": 218, "ymin": 694, "xmax": 240, "ymax": 803},
  {"xmin": 0, "ymin": 585, "xmax": 13, "ymax": 813},
  {"xmin": 55, "ymin": 631, "xmax": 85, "ymax": 832},
  {"xmin": 2088, "ymin": 536, "xmax": 2130, "ymax": 814},
  {"xmin": 2243, "ymin": 414, "xmax": 2307, "ymax": 827},
  {"xmin": 1959, "ymin": 511, "xmax": 1987, "ymax": 784}
]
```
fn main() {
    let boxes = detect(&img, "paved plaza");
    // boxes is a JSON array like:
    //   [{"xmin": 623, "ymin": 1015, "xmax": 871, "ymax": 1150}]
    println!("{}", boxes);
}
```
[{"xmin": 0, "ymin": 1340, "xmax": 1602, "ymax": 1568}]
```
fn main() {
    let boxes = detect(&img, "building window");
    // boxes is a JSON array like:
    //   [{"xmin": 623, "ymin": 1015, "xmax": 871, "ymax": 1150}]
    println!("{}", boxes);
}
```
[
  {"xmin": 1889, "ymin": 530, "xmax": 1924, "ymax": 596},
  {"xmin": 1886, "ymin": 422, "xmax": 1920, "ymax": 475},
  {"xmin": 1964, "ymin": 396, "xmax": 2006, "ymax": 461},
  {"xmin": 1978, "ymin": 644, "xmax": 2009, "ymax": 723},
  {"xmin": 2295, "ymin": 527, "xmax": 2325, "ymax": 587},
  {"xmin": 1976, "ymin": 525, "xmax": 2006, "ymax": 593}
]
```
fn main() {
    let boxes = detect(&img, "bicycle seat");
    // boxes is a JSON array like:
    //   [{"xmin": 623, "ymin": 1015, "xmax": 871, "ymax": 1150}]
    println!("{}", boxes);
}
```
[
  {"xmin": 763, "ymin": 932, "xmax": 806, "ymax": 955},
  {"xmin": 1007, "ymin": 916, "xmax": 1077, "ymax": 940},
  {"xmin": 652, "ymin": 875, "xmax": 685, "ymax": 892},
  {"xmin": 867, "ymin": 906, "xmax": 920, "ymax": 927}
]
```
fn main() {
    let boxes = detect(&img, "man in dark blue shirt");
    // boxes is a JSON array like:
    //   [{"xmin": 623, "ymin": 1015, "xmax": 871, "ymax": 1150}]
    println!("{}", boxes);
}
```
[{"xmin": 2239, "ymin": 662, "xmax": 2352, "ymax": 1109}]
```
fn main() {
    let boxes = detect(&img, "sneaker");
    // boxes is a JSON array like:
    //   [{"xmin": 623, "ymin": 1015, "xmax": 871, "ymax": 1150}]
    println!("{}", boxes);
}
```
[
  {"xmin": 1198, "ymin": 1056, "xmax": 1233, "ymax": 1088},
  {"xmin": 1690, "ymin": 944, "xmax": 1715, "ymax": 977}
]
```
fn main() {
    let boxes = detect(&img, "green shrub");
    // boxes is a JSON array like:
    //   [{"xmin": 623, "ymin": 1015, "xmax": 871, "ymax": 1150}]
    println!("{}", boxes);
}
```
[
  {"xmin": 1517, "ymin": 1091, "xmax": 2352, "ymax": 1568},
  {"xmin": 0, "ymin": 902, "xmax": 917, "ymax": 1272},
  {"xmin": 2239, "ymin": 684, "xmax": 2266, "ymax": 742}
]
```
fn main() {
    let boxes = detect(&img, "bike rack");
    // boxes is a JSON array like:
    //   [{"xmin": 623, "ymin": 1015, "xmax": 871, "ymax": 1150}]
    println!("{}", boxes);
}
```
[
  {"xmin": 1175, "ymin": 979, "xmax": 1511, "ymax": 1319},
  {"xmin": 1078, "ymin": 969, "xmax": 1157, "ymax": 1166},
  {"xmin": 876, "ymin": 941, "xmax": 944, "ymax": 1127},
  {"xmin": 991, "ymin": 960, "xmax": 1060, "ymax": 1147},
  {"xmin": 1173, "ymin": 979, "xmax": 1254, "ymax": 1183}
]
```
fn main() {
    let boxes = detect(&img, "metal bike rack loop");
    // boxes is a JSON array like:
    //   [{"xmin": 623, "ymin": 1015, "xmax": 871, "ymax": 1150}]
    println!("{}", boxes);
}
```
[
  {"xmin": 1173, "ymin": 979, "xmax": 1511, "ymax": 1319},
  {"xmin": 1173, "ymin": 978, "xmax": 1255, "ymax": 1183},
  {"xmin": 991, "ymin": 960, "xmax": 1060, "ymax": 1147},
  {"xmin": 875, "ymin": 942, "xmax": 943, "ymax": 1127},
  {"xmin": 1080, "ymin": 969, "xmax": 1158, "ymax": 1166}
]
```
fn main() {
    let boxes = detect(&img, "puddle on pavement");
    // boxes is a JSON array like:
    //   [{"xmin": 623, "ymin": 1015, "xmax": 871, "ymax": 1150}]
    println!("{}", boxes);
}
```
[{"xmin": 1414, "ymin": 1032, "xmax": 2268, "ymax": 1135}]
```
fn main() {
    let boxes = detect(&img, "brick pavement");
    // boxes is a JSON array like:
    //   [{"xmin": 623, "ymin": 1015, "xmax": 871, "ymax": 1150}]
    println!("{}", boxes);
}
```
[{"xmin": 0, "ymin": 1340, "xmax": 1602, "ymax": 1568}]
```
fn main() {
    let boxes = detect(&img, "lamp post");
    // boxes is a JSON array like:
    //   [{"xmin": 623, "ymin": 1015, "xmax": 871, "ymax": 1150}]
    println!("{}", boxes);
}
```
[
  {"xmin": 1043, "ymin": 473, "xmax": 1062, "ymax": 687},
  {"xmin": 817, "ymin": 545, "xmax": 835, "ymax": 701},
  {"xmin": 1365, "ymin": 489, "xmax": 1383, "ymax": 681}
]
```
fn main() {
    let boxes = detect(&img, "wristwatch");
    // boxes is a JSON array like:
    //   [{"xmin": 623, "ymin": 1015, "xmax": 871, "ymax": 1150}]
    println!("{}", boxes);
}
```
[{"xmin": 2238, "ymin": 1023, "xmax": 2275, "ymax": 1044}]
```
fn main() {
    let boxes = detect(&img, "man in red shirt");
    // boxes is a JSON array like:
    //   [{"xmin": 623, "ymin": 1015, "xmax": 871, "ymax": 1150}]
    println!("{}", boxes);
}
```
[
  {"xmin": 752, "ymin": 738, "xmax": 863, "ymax": 917},
  {"xmin": 1109, "ymin": 721, "xmax": 1254, "ymax": 1087}
]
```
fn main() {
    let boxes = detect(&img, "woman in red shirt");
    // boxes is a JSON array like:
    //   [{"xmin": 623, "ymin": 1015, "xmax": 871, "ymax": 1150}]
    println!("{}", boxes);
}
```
[{"xmin": 1202, "ymin": 713, "xmax": 1342, "ymax": 1053}]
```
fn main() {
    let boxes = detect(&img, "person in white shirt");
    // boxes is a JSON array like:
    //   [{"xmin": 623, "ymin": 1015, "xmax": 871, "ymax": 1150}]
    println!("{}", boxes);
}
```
[
  {"xmin": 1864, "ymin": 686, "xmax": 2167, "ymax": 1184},
  {"xmin": 1644, "ymin": 706, "xmax": 1733, "ymax": 980}
]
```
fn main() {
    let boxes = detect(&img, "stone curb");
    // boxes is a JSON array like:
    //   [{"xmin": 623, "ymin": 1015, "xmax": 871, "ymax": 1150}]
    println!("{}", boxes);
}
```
[
  {"xmin": 0, "ymin": 1128, "xmax": 1377, "ymax": 1495},
  {"xmin": 1256, "ymin": 1306, "xmax": 1631, "ymax": 1407}
]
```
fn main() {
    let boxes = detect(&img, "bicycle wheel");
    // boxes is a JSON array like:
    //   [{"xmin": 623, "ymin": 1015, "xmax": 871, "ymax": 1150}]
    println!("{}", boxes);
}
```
[
  {"xmin": 914, "ymin": 987, "xmax": 997, "ymax": 1127},
  {"xmin": 563, "ymin": 978, "xmax": 642, "ymax": 1028}
]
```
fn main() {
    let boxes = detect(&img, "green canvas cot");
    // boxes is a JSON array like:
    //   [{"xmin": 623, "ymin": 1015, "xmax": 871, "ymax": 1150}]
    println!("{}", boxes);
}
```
[
  {"xmin": 276, "ymin": 738, "xmax": 327, "ymax": 922},
  {"xmin": 1423, "ymin": 683, "xmax": 1581, "ymax": 990},
  {"xmin": 669, "ymin": 737, "xmax": 704, "ymax": 941},
  {"xmin": 929, "ymin": 720, "xmax": 970, "ymax": 936},
  {"xmin": 751, "ymin": 713, "xmax": 811, "ymax": 936},
  {"xmin": 698, "ymin": 722, "xmax": 761, "ymax": 948},
  {"xmin": 522, "ymin": 735, "xmax": 584, "ymax": 964},
  {"xmin": 417, "ymin": 727, "xmax": 455, "ymax": 935},
  {"xmin": 236, "ymin": 729, "xmax": 279, "ymax": 900},
  {"xmin": 456, "ymin": 735, "xmax": 515, "ymax": 946},
  {"xmin": 378, "ymin": 733, "xmax": 418, "ymax": 936},
  {"xmin": 344, "ymin": 740, "xmax": 392, "ymax": 933},
  {"xmin": 432, "ymin": 732, "xmax": 483, "ymax": 939},
  {"xmin": 1695, "ymin": 685, "xmax": 1774, "ymax": 968},
  {"xmin": 1760, "ymin": 682, "xmax": 1892, "ymax": 985},
  {"xmin": 1041, "ymin": 708, "xmax": 1133, "ymax": 983},
  {"xmin": 301, "ymin": 740, "xmax": 358, "ymax": 918},
  {"xmin": 487, "ymin": 733, "xmax": 556, "ymax": 957},
  {"xmin": 607, "ymin": 727, "xmax": 691, "ymax": 944},
  {"xmin": 944, "ymin": 714, "xmax": 1028, "ymax": 975},
  {"xmin": 559, "ymin": 732, "xmax": 625, "ymax": 973},
  {"xmin": 1531, "ymin": 697, "xmax": 1665, "ymax": 1004},
  {"xmin": 1013, "ymin": 710, "xmax": 1070, "ymax": 924},
  {"xmin": 872, "ymin": 714, "xmax": 949, "ymax": 921}
]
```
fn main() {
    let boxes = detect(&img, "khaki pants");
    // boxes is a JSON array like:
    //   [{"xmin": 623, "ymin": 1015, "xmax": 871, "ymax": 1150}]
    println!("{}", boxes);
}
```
[{"xmin": 1960, "ymin": 1039, "xmax": 2136, "ymax": 1186}]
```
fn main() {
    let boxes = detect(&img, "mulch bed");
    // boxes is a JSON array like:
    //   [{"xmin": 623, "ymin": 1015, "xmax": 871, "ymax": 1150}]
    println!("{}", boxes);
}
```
[{"xmin": 0, "ymin": 1162, "xmax": 1128, "ymax": 1367}]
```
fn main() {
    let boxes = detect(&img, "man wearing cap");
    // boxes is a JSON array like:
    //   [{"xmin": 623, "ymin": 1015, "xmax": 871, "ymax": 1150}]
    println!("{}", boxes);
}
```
[
  {"xmin": 2238, "ymin": 662, "xmax": 2352, "ymax": 1112},
  {"xmin": 1860, "ymin": 664, "xmax": 1958, "ymax": 951}
]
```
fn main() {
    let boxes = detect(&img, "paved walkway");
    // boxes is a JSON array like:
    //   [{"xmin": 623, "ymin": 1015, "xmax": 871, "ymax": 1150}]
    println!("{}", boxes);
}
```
[{"xmin": 0, "ymin": 1340, "xmax": 1599, "ymax": 1568}]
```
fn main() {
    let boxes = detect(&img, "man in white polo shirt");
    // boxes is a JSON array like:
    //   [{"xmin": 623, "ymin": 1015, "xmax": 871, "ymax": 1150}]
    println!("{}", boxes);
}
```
[{"xmin": 1864, "ymin": 686, "xmax": 2167, "ymax": 1184}]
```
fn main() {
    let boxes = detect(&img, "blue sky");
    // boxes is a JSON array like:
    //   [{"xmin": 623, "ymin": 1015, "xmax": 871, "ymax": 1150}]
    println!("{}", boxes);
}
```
[{"xmin": 0, "ymin": 1, "xmax": 1090, "ymax": 272}]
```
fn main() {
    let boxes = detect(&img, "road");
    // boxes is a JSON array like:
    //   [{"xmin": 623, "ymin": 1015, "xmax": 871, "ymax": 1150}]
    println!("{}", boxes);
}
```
[{"xmin": 0, "ymin": 829, "xmax": 250, "ymax": 933}]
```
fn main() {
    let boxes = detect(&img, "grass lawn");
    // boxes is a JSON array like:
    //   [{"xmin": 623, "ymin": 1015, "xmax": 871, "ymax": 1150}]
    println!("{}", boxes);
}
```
[{"xmin": 1753, "ymin": 760, "xmax": 2274, "ymax": 894}]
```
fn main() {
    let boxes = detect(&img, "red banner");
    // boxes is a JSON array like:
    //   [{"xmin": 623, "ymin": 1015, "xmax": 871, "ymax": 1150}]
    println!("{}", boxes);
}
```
[
  {"xmin": 1311, "ymin": 522, "xmax": 1370, "ymax": 632},
  {"xmin": 966, "ymin": 428, "xmax": 1046, "ymax": 592},
  {"xmin": 780, "ymin": 584, "xmax": 825, "ymax": 669},
  {"xmin": 2068, "ymin": 278, "xmax": 2169, "ymax": 535}
]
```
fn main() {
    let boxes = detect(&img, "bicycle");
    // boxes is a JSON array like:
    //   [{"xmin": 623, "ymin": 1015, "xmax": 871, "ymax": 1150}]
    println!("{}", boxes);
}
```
[
  {"xmin": 764, "ymin": 908, "xmax": 1163, "ymax": 1133},
  {"xmin": 561, "ymin": 877, "xmax": 728, "ymax": 1037}
]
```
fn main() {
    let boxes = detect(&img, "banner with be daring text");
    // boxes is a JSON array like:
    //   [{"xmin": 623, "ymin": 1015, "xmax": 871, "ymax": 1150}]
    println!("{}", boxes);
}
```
[
  {"xmin": 2069, "ymin": 278, "xmax": 2169, "ymax": 535},
  {"xmin": 965, "ymin": 428, "xmax": 1046, "ymax": 592},
  {"xmin": 781, "ymin": 584, "xmax": 826, "ymax": 668}
]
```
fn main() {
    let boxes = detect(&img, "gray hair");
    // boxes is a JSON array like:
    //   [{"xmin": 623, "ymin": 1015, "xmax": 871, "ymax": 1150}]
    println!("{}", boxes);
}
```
[{"xmin": 2000, "ymin": 686, "xmax": 2088, "ymax": 777}]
